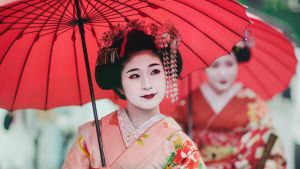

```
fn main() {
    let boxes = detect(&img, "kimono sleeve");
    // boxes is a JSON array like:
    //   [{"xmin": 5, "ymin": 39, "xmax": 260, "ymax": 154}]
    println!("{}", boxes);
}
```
[
  {"xmin": 164, "ymin": 131, "xmax": 207, "ymax": 169},
  {"xmin": 233, "ymin": 97, "xmax": 286, "ymax": 168},
  {"xmin": 62, "ymin": 124, "xmax": 92, "ymax": 169}
]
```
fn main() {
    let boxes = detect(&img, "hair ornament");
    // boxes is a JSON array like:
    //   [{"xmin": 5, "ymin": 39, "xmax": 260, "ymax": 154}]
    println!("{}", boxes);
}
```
[{"xmin": 97, "ymin": 20, "xmax": 182, "ymax": 102}]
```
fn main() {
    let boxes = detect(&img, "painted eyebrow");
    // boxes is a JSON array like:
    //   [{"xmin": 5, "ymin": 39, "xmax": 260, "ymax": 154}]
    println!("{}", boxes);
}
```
[
  {"xmin": 126, "ymin": 68, "xmax": 139, "ymax": 74},
  {"xmin": 126, "ymin": 63, "xmax": 161, "ymax": 73},
  {"xmin": 149, "ymin": 63, "xmax": 161, "ymax": 67}
]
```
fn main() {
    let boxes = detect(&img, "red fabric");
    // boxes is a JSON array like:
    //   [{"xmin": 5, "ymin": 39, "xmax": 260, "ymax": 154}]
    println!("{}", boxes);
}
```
[
  {"xmin": 0, "ymin": 0, "xmax": 250, "ymax": 111},
  {"xmin": 168, "ymin": 88, "xmax": 250, "ymax": 135},
  {"xmin": 119, "ymin": 31, "xmax": 128, "ymax": 58},
  {"xmin": 167, "ymin": 88, "xmax": 287, "ymax": 169}
]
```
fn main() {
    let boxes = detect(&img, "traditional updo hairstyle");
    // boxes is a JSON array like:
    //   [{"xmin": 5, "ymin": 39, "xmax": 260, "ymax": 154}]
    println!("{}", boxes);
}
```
[
  {"xmin": 95, "ymin": 28, "xmax": 183, "ymax": 100},
  {"xmin": 232, "ymin": 43, "xmax": 252, "ymax": 63}
]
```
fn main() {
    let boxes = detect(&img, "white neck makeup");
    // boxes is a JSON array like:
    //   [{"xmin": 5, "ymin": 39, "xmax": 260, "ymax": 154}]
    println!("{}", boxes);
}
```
[{"xmin": 200, "ymin": 82, "xmax": 243, "ymax": 114}]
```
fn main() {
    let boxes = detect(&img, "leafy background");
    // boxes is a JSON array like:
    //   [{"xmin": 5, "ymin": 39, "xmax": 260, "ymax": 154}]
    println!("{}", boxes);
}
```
[{"xmin": 240, "ymin": 0, "xmax": 300, "ymax": 46}]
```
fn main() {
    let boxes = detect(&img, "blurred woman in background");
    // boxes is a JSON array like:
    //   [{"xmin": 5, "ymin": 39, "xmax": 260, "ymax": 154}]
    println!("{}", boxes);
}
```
[{"xmin": 173, "ymin": 43, "xmax": 286, "ymax": 169}]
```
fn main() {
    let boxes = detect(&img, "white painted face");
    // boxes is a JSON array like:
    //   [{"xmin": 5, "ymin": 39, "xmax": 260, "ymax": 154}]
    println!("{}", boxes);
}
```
[
  {"xmin": 205, "ymin": 54, "xmax": 238, "ymax": 93},
  {"xmin": 121, "ymin": 50, "xmax": 166, "ymax": 110}
]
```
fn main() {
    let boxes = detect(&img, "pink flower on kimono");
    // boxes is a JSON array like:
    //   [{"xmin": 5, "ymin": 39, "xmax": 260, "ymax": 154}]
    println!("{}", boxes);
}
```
[{"xmin": 173, "ymin": 140, "xmax": 200, "ymax": 168}]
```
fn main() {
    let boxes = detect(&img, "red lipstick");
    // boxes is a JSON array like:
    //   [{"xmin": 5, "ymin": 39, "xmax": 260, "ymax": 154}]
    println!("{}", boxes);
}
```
[
  {"xmin": 141, "ymin": 93, "xmax": 156, "ymax": 99},
  {"xmin": 220, "ymin": 80, "xmax": 227, "ymax": 84}
]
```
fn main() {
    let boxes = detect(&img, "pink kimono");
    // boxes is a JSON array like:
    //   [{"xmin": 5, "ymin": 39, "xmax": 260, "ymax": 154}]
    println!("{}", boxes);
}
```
[{"xmin": 62, "ymin": 108, "xmax": 206, "ymax": 169}]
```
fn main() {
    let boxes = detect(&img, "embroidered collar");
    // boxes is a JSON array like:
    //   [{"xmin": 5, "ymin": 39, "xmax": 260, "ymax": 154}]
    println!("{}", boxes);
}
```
[
  {"xmin": 200, "ymin": 82, "xmax": 243, "ymax": 114},
  {"xmin": 117, "ymin": 108, "xmax": 165, "ymax": 147}
]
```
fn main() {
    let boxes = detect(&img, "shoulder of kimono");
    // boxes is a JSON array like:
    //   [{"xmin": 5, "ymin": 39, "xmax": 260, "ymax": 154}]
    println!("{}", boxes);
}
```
[{"xmin": 163, "ymin": 116, "xmax": 182, "ymax": 130}]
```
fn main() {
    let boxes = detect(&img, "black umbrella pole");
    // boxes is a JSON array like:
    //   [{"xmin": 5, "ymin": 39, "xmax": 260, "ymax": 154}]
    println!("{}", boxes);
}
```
[
  {"xmin": 187, "ymin": 74, "xmax": 193, "ymax": 138},
  {"xmin": 74, "ymin": 0, "xmax": 106, "ymax": 166}
]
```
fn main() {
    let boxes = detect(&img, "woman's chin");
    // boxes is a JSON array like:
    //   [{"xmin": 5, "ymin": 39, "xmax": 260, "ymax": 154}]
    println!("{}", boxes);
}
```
[
  {"xmin": 136, "ymin": 102, "xmax": 160, "ymax": 110},
  {"xmin": 216, "ymin": 87, "xmax": 229, "ymax": 93},
  {"xmin": 210, "ymin": 83, "xmax": 233, "ymax": 93},
  {"xmin": 127, "ymin": 94, "xmax": 164, "ymax": 110},
  {"xmin": 133, "ymin": 99, "xmax": 162, "ymax": 110}
]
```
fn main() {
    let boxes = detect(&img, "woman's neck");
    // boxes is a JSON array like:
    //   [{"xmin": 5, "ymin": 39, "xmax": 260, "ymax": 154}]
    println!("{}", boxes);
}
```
[
  {"xmin": 201, "ymin": 82, "xmax": 243, "ymax": 114},
  {"xmin": 125, "ymin": 103, "xmax": 160, "ymax": 129},
  {"xmin": 208, "ymin": 84, "xmax": 227, "ymax": 95}
]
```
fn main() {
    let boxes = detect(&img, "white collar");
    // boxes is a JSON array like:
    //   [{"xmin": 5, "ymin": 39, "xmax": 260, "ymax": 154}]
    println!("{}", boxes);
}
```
[
  {"xmin": 117, "ymin": 108, "xmax": 165, "ymax": 147},
  {"xmin": 200, "ymin": 82, "xmax": 243, "ymax": 114}
]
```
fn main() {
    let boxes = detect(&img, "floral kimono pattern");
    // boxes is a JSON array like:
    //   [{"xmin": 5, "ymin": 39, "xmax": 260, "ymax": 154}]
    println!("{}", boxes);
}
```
[
  {"xmin": 172, "ymin": 84, "xmax": 286, "ymax": 169},
  {"xmin": 62, "ymin": 109, "xmax": 206, "ymax": 169}
]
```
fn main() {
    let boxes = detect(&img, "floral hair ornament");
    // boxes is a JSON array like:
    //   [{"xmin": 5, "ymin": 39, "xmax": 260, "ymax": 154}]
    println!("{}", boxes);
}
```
[{"xmin": 96, "ymin": 20, "xmax": 182, "ymax": 102}]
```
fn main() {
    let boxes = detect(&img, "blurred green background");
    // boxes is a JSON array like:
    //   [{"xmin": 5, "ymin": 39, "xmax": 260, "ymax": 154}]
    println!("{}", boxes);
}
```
[{"xmin": 239, "ymin": 0, "xmax": 300, "ymax": 46}]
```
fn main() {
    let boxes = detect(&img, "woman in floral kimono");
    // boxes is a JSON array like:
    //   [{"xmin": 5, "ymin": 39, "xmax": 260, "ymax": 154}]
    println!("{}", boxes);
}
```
[
  {"xmin": 62, "ymin": 20, "xmax": 206, "ymax": 169},
  {"xmin": 173, "ymin": 44, "xmax": 286, "ymax": 169}
]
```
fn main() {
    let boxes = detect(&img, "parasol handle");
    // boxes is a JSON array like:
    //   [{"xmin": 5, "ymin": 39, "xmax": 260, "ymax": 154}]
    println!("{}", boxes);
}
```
[
  {"xmin": 187, "ymin": 74, "xmax": 193, "ymax": 138},
  {"xmin": 255, "ymin": 133, "xmax": 278, "ymax": 169},
  {"xmin": 74, "ymin": 0, "xmax": 106, "ymax": 166}
]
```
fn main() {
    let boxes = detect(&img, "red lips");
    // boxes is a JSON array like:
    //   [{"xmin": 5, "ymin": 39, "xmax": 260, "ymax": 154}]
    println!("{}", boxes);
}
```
[
  {"xmin": 141, "ymin": 93, "xmax": 156, "ymax": 99},
  {"xmin": 219, "ymin": 80, "xmax": 228, "ymax": 84}
]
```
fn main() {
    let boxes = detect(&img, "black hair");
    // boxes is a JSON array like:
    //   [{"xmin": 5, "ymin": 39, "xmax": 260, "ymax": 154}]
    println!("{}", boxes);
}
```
[
  {"xmin": 95, "ymin": 29, "xmax": 182, "ymax": 100},
  {"xmin": 232, "ymin": 45, "xmax": 251, "ymax": 63}
]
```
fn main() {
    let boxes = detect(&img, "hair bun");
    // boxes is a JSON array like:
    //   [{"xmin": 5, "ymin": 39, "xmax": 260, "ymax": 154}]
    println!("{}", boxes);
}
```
[
  {"xmin": 232, "ymin": 45, "xmax": 251, "ymax": 63},
  {"xmin": 95, "ymin": 62, "xmax": 121, "ymax": 90}
]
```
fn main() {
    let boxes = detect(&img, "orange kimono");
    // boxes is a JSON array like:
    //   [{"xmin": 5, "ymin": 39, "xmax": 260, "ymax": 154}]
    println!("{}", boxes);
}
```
[
  {"xmin": 62, "ymin": 108, "xmax": 206, "ymax": 169},
  {"xmin": 172, "ymin": 83, "xmax": 286, "ymax": 169}
]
